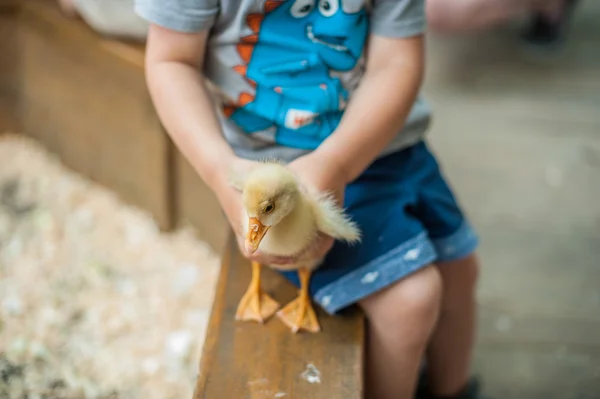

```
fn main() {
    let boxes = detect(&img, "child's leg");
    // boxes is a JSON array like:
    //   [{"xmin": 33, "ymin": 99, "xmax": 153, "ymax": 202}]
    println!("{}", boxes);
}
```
[
  {"xmin": 426, "ymin": 0, "xmax": 570, "ymax": 33},
  {"xmin": 426, "ymin": 0, "xmax": 530, "ymax": 33},
  {"xmin": 426, "ymin": 253, "xmax": 480, "ymax": 397},
  {"xmin": 360, "ymin": 265, "xmax": 443, "ymax": 399}
]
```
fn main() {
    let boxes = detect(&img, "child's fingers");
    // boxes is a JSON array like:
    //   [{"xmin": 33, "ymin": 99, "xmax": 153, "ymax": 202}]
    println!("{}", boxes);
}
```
[
  {"xmin": 253, "ymin": 253, "xmax": 297, "ymax": 266},
  {"xmin": 238, "ymin": 233, "xmax": 333, "ymax": 266},
  {"xmin": 311, "ymin": 235, "xmax": 335, "ymax": 259}
]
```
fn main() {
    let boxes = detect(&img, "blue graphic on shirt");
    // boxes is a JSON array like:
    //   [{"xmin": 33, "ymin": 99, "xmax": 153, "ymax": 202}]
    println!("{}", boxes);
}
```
[{"xmin": 228, "ymin": 0, "xmax": 368, "ymax": 149}]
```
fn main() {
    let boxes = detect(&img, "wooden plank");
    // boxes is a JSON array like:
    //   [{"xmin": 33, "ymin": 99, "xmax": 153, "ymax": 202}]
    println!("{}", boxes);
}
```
[
  {"xmin": 19, "ymin": 0, "xmax": 173, "ymax": 229},
  {"xmin": 173, "ymin": 78, "xmax": 231, "ymax": 253},
  {"xmin": 22, "ymin": 0, "xmax": 146, "ymax": 63},
  {"xmin": 0, "ymin": 2, "xmax": 20, "ymax": 132},
  {"xmin": 175, "ymin": 154, "xmax": 228, "ymax": 253},
  {"xmin": 19, "ymin": 0, "xmax": 231, "ymax": 244},
  {"xmin": 0, "ymin": 0, "xmax": 19, "ymax": 11},
  {"xmin": 195, "ymin": 235, "xmax": 365, "ymax": 399}
]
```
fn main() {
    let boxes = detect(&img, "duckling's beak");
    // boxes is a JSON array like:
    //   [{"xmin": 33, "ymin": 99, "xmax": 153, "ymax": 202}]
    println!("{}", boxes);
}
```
[{"xmin": 245, "ymin": 217, "xmax": 269, "ymax": 254}]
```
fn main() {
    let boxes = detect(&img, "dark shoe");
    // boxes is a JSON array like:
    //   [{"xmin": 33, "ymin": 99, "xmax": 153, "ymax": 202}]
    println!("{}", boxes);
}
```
[
  {"xmin": 521, "ymin": 0, "xmax": 580, "ymax": 50},
  {"xmin": 415, "ymin": 375, "xmax": 491, "ymax": 399}
]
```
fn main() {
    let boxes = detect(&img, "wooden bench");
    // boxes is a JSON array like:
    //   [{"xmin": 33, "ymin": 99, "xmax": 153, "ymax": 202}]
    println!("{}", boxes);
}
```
[{"xmin": 195, "ymin": 236, "xmax": 366, "ymax": 399}]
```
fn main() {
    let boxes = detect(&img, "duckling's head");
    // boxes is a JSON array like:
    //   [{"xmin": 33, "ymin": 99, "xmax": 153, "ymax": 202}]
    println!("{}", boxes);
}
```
[{"xmin": 242, "ymin": 163, "xmax": 300, "ymax": 254}]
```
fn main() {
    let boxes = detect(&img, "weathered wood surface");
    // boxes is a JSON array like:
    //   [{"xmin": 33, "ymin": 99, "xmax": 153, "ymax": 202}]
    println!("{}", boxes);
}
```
[
  {"xmin": 18, "ymin": 0, "xmax": 229, "ymax": 251},
  {"xmin": 19, "ymin": 0, "xmax": 172, "ymax": 228},
  {"xmin": 175, "ymin": 155, "xmax": 229, "ymax": 253},
  {"xmin": 0, "ymin": 1, "xmax": 20, "ymax": 132},
  {"xmin": 195, "ymin": 235, "xmax": 365, "ymax": 399}
]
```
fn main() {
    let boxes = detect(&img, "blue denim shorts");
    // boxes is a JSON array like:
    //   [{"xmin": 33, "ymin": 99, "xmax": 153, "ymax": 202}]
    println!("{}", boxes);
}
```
[{"xmin": 279, "ymin": 140, "xmax": 479, "ymax": 315}]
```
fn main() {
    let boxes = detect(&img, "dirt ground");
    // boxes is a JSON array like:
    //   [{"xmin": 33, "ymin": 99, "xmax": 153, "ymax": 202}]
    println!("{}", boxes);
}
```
[{"xmin": 0, "ymin": 133, "xmax": 221, "ymax": 399}]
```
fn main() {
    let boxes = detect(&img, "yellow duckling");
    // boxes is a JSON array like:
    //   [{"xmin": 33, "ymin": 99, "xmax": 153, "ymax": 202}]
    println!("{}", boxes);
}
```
[{"xmin": 231, "ymin": 161, "xmax": 361, "ymax": 333}]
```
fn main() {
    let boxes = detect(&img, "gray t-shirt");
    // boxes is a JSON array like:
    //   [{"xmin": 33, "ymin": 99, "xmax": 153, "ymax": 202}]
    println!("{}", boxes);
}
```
[{"xmin": 135, "ymin": 0, "xmax": 431, "ymax": 162}]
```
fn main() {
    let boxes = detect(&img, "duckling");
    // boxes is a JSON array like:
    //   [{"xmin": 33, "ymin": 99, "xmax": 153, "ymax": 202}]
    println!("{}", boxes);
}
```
[{"xmin": 230, "ymin": 161, "xmax": 361, "ymax": 333}]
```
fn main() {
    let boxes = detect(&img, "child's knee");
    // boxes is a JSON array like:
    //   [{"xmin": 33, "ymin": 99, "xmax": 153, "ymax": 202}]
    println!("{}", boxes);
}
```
[{"xmin": 360, "ymin": 265, "xmax": 442, "ymax": 331}]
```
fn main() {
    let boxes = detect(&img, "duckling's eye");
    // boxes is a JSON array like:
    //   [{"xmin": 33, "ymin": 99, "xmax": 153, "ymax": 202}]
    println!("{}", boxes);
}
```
[{"xmin": 264, "ymin": 203, "xmax": 275, "ymax": 214}]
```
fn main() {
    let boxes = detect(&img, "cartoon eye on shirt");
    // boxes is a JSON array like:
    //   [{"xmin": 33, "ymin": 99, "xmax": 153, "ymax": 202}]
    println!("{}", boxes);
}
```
[
  {"xmin": 319, "ymin": 0, "xmax": 339, "ymax": 17},
  {"xmin": 291, "ymin": 0, "xmax": 314, "ymax": 18},
  {"xmin": 291, "ymin": 0, "xmax": 360, "ymax": 19}
]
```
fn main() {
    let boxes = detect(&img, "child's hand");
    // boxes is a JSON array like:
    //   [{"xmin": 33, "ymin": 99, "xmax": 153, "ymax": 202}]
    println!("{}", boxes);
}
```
[
  {"xmin": 287, "ymin": 152, "xmax": 347, "ymax": 209},
  {"xmin": 286, "ymin": 153, "xmax": 348, "ymax": 261}
]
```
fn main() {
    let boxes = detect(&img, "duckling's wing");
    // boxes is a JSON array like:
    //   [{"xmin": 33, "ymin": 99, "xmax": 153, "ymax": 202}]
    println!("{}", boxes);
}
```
[{"xmin": 306, "ymin": 191, "xmax": 361, "ymax": 244}]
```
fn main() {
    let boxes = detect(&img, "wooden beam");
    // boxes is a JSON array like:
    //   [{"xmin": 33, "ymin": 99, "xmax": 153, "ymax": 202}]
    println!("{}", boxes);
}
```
[
  {"xmin": 195, "ymin": 235, "xmax": 365, "ymax": 399},
  {"xmin": 19, "ymin": 0, "xmax": 174, "ymax": 229},
  {"xmin": 0, "ymin": 0, "xmax": 20, "ymax": 132},
  {"xmin": 0, "ymin": 0, "xmax": 19, "ymax": 12},
  {"xmin": 175, "ymin": 154, "xmax": 229, "ymax": 253}
]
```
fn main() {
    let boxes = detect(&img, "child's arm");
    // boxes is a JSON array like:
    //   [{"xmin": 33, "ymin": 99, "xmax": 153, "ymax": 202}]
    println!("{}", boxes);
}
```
[
  {"xmin": 296, "ymin": 1, "xmax": 426, "ymax": 186},
  {"xmin": 144, "ymin": 25, "xmax": 236, "ymax": 192},
  {"xmin": 313, "ymin": 34, "xmax": 424, "ymax": 184},
  {"xmin": 143, "ymin": 22, "xmax": 294, "ymax": 265}
]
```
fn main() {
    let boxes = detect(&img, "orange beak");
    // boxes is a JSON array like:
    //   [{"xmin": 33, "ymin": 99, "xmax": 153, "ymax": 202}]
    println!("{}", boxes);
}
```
[{"xmin": 245, "ymin": 217, "xmax": 270, "ymax": 254}]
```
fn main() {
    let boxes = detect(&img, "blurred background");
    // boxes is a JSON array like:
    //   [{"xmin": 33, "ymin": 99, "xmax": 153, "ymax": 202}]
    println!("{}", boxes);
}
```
[{"xmin": 0, "ymin": 0, "xmax": 598, "ymax": 398}]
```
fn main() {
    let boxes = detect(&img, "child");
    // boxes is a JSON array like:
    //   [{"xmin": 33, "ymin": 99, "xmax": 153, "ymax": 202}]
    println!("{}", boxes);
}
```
[
  {"xmin": 135, "ymin": 0, "xmax": 483, "ymax": 398},
  {"xmin": 426, "ymin": 0, "xmax": 580, "ymax": 50}
]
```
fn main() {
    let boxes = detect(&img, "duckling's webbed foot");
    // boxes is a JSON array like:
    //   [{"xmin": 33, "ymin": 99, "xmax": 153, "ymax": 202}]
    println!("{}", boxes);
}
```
[
  {"xmin": 236, "ymin": 262, "xmax": 280, "ymax": 323},
  {"xmin": 277, "ymin": 268, "xmax": 321, "ymax": 334}
]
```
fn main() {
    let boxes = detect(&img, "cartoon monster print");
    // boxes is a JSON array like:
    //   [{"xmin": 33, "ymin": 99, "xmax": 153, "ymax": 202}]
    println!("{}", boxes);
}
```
[{"xmin": 223, "ymin": 0, "xmax": 368, "ymax": 149}]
